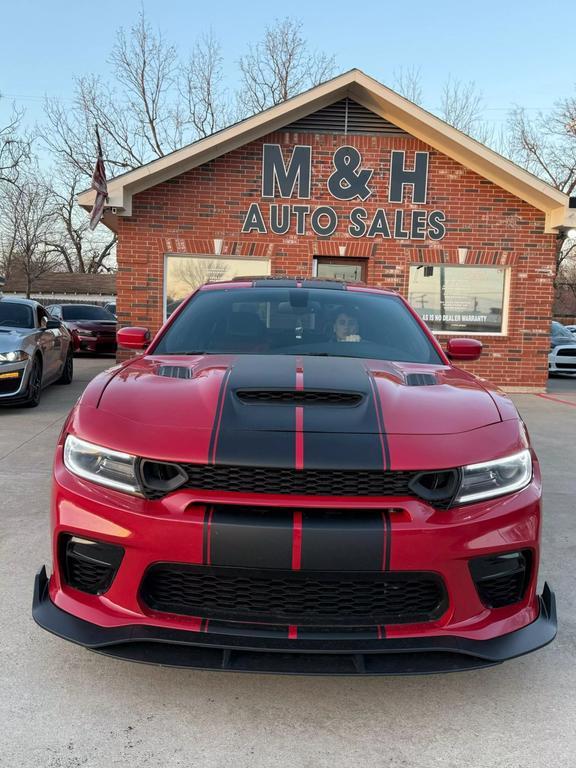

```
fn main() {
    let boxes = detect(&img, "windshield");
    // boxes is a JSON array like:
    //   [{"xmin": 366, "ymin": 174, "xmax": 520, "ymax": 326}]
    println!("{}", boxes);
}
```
[
  {"xmin": 153, "ymin": 288, "xmax": 443, "ymax": 364},
  {"xmin": 551, "ymin": 321, "xmax": 574, "ymax": 339},
  {"xmin": 0, "ymin": 302, "xmax": 35, "ymax": 328},
  {"xmin": 62, "ymin": 305, "xmax": 116, "ymax": 321}
]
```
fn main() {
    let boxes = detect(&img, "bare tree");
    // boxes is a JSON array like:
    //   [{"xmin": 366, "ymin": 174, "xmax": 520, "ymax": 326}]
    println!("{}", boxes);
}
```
[
  {"xmin": 46, "ymin": 169, "xmax": 117, "ymax": 274},
  {"xmin": 180, "ymin": 32, "xmax": 234, "ymax": 138},
  {"xmin": 439, "ymin": 77, "xmax": 489, "ymax": 139},
  {"xmin": 0, "ymin": 99, "xmax": 30, "ymax": 186},
  {"xmin": 173, "ymin": 257, "xmax": 231, "ymax": 293},
  {"xmin": 238, "ymin": 18, "xmax": 336, "ymax": 114},
  {"xmin": 0, "ymin": 176, "xmax": 63, "ymax": 297},
  {"xmin": 508, "ymin": 98, "xmax": 576, "ymax": 196},
  {"xmin": 43, "ymin": 12, "xmax": 185, "ymax": 178},
  {"xmin": 392, "ymin": 66, "xmax": 423, "ymax": 105}
]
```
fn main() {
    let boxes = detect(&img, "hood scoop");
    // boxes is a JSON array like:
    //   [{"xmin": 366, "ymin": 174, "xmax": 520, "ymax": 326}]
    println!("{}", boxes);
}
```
[
  {"xmin": 236, "ymin": 389, "xmax": 363, "ymax": 406},
  {"xmin": 405, "ymin": 373, "xmax": 438, "ymax": 387},
  {"xmin": 156, "ymin": 365, "xmax": 192, "ymax": 380}
]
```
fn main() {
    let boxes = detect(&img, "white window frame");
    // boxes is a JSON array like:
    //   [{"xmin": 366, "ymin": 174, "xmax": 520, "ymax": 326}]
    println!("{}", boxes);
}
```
[{"xmin": 408, "ymin": 263, "xmax": 511, "ymax": 337}]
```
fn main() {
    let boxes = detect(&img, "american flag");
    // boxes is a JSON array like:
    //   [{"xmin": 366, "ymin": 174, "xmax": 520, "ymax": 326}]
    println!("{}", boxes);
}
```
[{"xmin": 89, "ymin": 127, "xmax": 108, "ymax": 230}]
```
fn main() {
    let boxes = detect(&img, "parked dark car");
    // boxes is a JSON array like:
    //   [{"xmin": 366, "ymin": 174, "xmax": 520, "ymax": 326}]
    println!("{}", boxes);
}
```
[{"xmin": 46, "ymin": 304, "xmax": 117, "ymax": 354}]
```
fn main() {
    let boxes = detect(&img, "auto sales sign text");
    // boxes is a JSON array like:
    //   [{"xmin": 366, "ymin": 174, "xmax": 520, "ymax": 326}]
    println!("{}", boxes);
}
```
[{"xmin": 241, "ymin": 144, "xmax": 446, "ymax": 241}]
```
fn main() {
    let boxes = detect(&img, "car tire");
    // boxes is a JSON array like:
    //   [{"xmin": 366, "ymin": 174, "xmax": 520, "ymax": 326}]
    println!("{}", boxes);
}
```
[
  {"xmin": 22, "ymin": 357, "xmax": 43, "ymax": 408},
  {"xmin": 56, "ymin": 349, "xmax": 74, "ymax": 385}
]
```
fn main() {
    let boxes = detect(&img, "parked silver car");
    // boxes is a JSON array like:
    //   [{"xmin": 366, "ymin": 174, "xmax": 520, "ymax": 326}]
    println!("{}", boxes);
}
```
[{"xmin": 0, "ymin": 297, "xmax": 74, "ymax": 407}]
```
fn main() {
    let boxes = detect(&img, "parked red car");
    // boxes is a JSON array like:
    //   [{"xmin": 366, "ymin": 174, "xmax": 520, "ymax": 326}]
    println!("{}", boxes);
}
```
[
  {"xmin": 33, "ymin": 279, "xmax": 556, "ymax": 674},
  {"xmin": 46, "ymin": 304, "xmax": 117, "ymax": 354}
]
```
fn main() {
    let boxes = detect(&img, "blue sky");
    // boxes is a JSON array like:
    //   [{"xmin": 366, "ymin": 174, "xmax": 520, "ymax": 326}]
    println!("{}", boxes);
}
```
[{"xmin": 1, "ymin": 0, "xmax": 574, "ymax": 133}]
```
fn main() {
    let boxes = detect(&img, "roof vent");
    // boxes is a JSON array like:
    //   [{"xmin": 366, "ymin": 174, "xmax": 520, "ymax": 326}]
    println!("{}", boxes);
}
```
[
  {"xmin": 284, "ymin": 98, "xmax": 408, "ymax": 136},
  {"xmin": 405, "ymin": 373, "xmax": 438, "ymax": 387},
  {"xmin": 156, "ymin": 365, "xmax": 192, "ymax": 380}
]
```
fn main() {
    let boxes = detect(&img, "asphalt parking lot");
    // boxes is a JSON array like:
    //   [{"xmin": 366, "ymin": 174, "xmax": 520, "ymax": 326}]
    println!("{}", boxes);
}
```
[{"xmin": 1, "ymin": 359, "xmax": 575, "ymax": 768}]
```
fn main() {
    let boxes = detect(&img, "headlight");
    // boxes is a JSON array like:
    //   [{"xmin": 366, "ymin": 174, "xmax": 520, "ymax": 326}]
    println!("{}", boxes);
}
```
[
  {"xmin": 455, "ymin": 449, "xmax": 532, "ymax": 504},
  {"xmin": 0, "ymin": 350, "xmax": 29, "ymax": 364},
  {"xmin": 63, "ymin": 435, "xmax": 141, "ymax": 495}
]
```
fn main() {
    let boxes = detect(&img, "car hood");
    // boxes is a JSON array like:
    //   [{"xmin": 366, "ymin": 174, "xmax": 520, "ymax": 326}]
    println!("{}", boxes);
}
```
[
  {"xmin": 67, "ymin": 354, "xmax": 525, "ymax": 472},
  {"xmin": 0, "ymin": 327, "xmax": 33, "ymax": 352}
]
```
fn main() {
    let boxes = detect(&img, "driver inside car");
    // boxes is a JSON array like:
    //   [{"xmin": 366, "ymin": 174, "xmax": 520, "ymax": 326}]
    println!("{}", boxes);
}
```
[{"xmin": 332, "ymin": 311, "xmax": 362, "ymax": 342}]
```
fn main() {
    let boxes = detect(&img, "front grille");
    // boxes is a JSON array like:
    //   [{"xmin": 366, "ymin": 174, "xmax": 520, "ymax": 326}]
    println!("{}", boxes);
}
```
[
  {"xmin": 140, "ymin": 462, "xmax": 459, "ymax": 507},
  {"xmin": 556, "ymin": 362, "xmax": 576, "ymax": 369},
  {"xmin": 557, "ymin": 348, "xmax": 576, "ymax": 357},
  {"xmin": 175, "ymin": 464, "xmax": 416, "ymax": 497},
  {"xmin": 236, "ymin": 390, "xmax": 363, "ymax": 406},
  {"xmin": 140, "ymin": 565, "xmax": 448, "ymax": 625}
]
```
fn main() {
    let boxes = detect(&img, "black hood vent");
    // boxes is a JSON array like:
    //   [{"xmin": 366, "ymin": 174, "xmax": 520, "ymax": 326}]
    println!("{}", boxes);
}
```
[
  {"xmin": 236, "ymin": 390, "xmax": 363, "ymax": 406},
  {"xmin": 405, "ymin": 373, "xmax": 438, "ymax": 387},
  {"xmin": 156, "ymin": 365, "xmax": 192, "ymax": 380}
]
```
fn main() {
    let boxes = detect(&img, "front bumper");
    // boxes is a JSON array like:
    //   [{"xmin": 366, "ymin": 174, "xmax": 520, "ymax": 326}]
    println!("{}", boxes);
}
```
[
  {"xmin": 76, "ymin": 337, "xmax": 117, "ymax": 354},
  {"xmin": 549, "ymin": 346, "xmax": 576, "ymax": 374},
  {"xmin": 0, "ymin": 360, "xmax": 30, "ymax": 401},
  {"xmin": 33, "ymin": 566, "xmax": 556, "ymax": 674}
]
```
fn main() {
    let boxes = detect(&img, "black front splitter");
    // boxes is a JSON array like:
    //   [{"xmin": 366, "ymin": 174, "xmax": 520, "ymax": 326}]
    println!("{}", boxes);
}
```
[{"xmin": 33, "ymin": 567, "xmax": 557, "ymax": 675}]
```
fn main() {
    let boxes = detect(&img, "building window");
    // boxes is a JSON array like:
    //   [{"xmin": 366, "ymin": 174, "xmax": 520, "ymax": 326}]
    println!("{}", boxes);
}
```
[
  {"xmin": 408, "ymin": 265, "xmax": 508, "ymax": 335},
  {"xmin": 313, "ymin": 257, "xmax": 367, "ymax": 282},
  {"xmin": 164, "ymin": 255, "xmax": 271, "ymax": 317}
]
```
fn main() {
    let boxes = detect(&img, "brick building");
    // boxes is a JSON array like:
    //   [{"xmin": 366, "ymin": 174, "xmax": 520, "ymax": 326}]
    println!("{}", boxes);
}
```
[{"xmin": 78, "ymin": 70, "xmax": 574, "ymax": 391}]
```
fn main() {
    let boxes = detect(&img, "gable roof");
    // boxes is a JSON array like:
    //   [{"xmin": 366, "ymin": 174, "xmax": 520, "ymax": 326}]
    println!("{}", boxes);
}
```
[{"xmin": 77, "ymin": 69, "xmax": 571, "ymax": 233}]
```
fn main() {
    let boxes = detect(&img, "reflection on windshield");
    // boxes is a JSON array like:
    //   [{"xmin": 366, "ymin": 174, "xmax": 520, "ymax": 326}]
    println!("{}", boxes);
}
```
[
  {"xmin": 153, "ymin": 288, "xmax": 442, "ymax": 365},
  {"xmin": 62, "ymin": 305, "xmax": 116, "ymax": 321}
]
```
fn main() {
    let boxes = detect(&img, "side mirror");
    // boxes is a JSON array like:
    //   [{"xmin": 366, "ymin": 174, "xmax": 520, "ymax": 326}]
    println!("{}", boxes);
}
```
[
  {"xmin": 117, "ymin": 326, "xmax": 151, "ymax": 350},
  {"xmin": 46, "ymin": 319, "xmax": 61, "ymax": 329},
  {"xmin": 446, "ymin": 338, "xmax": 483, "ymax": 361}
]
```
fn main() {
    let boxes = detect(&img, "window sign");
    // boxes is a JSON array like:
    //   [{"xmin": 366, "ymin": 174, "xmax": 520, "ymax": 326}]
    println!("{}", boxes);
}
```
[
  {"xmin": 164, "ymin": 255, "xmax": 270, "ymax": 318},
  {"xmin": 408, "ymin": 265, "xmax": 507, "ymax": 334}
]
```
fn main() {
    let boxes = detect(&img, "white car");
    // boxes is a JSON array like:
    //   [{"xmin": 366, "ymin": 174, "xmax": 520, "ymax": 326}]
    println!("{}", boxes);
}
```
[
  {"xmin": 564, "ymin": 324, "xmax": 576, "ymax": 337},
  {"xmin": 549, "ymin": 322, "xmax": 576, "ymax": 375}
]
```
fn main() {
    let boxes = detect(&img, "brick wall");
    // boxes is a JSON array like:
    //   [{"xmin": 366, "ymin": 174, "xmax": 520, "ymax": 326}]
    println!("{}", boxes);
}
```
[{"xmin": 115, "ymin": 130, "xmax": 557, "ymax": 391}]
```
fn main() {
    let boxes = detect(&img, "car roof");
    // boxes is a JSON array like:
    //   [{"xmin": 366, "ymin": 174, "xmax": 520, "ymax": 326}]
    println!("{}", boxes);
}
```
[
  {"xmin": 199, "ymin": 277, "xmax": 397, "ymax": 296},
  {"xmin": 0, "ymin": 296, "xmax": 40, "ymax": 308}
]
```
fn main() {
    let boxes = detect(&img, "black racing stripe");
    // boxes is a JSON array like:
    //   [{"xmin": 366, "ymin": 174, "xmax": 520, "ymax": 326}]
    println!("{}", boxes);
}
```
[
  {"xmin": 214, "ymin": 356, "xmax": 296, "ymax": 467},
  {"xmin": 209, "ymin": 506, "xmax": 293, "ymax": 569},
  {"xmin": 368, "ymin": 371, "xmax": 391, "ymax": 471},
  {"xmin": 301, "ymin": 357, "xmax": 384, "ymax": 470},
  {"xmin": 208, "ymin": 367, "xmax": 232, "ymax": 464},
  {"xmin": 299, "ymin": 510, "xmax": 384, "ymax": 572},
  {"xmin": 382, "ymin": 510, "xmax": 392, "ymax": 571}
]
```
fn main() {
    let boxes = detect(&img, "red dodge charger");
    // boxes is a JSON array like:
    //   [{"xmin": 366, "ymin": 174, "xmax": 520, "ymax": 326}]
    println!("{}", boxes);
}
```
[{"xmin": 33, "ymin": 279, "xmax": 556, "ymax": 674}]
